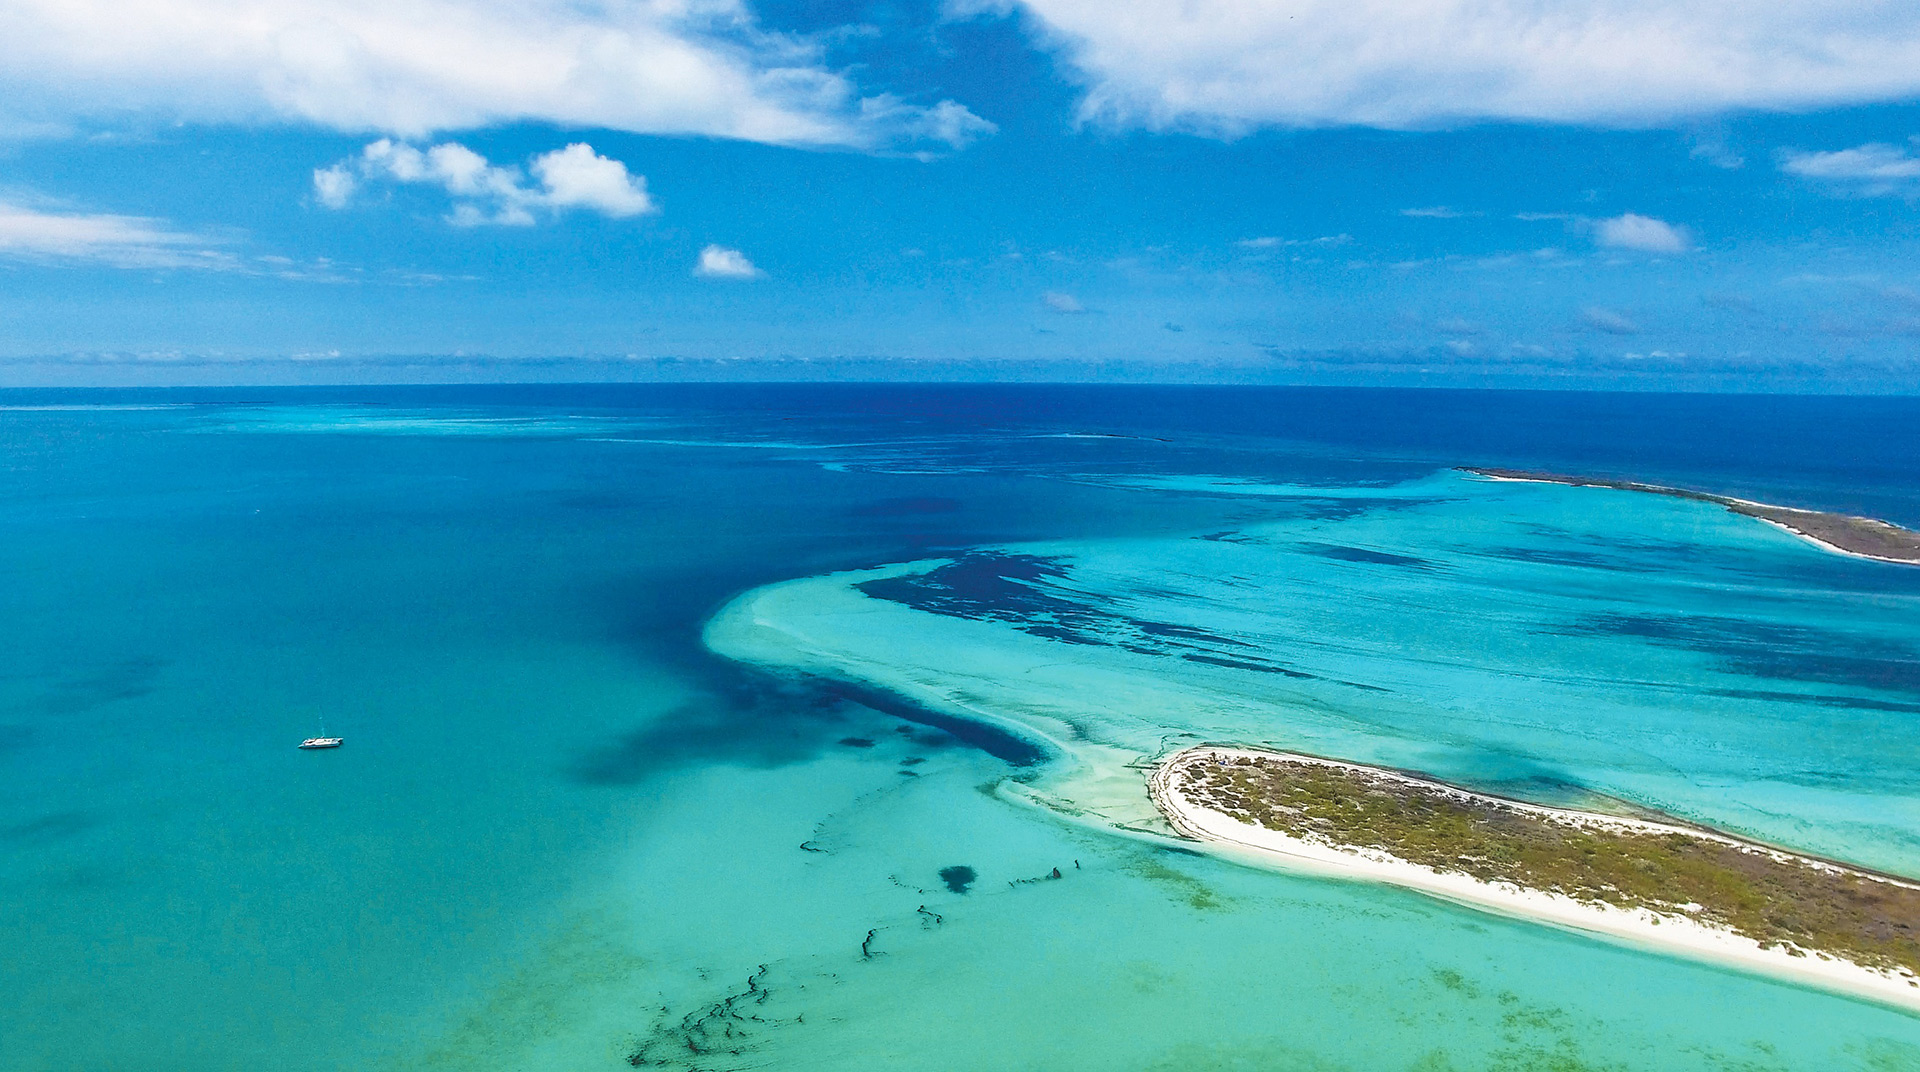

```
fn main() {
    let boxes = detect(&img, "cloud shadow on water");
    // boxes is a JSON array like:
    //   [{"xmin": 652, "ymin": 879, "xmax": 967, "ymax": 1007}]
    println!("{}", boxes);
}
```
[
  {"xmin": 43, "ymin": 657, "xmax": 166, "ymax": 716},
  {"xmin": 1, "ymin": 811, "xmax": 96, "ymax": 846},
  {"xmin": 1563, "ymin": 612, "xmax": 1920, "ymax": 698}
]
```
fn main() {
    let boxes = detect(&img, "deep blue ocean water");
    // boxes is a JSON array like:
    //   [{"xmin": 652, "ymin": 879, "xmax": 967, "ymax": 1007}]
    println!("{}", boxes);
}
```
[{"xmin": 3, "ymin": 385, "xmax": 1920, "ymax": 1071}]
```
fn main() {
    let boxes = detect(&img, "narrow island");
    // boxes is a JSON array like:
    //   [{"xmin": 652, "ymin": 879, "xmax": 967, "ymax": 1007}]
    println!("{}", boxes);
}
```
[
  {"xmin": 1150, "ymin": 746, "xmax": 1920, "ymax": 1010},
  {"xmin": 1460, "ymin": 466, "xmax": 1920, "ymax": 565}
]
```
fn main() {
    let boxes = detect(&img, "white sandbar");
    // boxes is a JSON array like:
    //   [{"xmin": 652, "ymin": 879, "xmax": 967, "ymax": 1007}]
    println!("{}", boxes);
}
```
[
  {"xmin": 1150, "ymin": 745, "xmax": 1920, "ymax": 1013},
  {"xmin": 1470, "ymin": 470, "xmax": 1920, "ymax": 566}
]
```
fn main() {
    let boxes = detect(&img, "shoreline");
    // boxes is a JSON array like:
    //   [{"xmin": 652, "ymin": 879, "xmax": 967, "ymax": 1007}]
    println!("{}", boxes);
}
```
[
  {"xmin": 1460, "ymin": 467, "xmax": 1920, "ymax": 565},
  {"xmin": 1150, "ymin": 745, "xmax": 1920, "ymax": 1014},
  {"xmin": 1746, "ymin": 514, "xmax": 1916, "ymax": 565},
  {"xmin": 704, "ymin": 554, "xmax": 1920, "ymax": 1014}
]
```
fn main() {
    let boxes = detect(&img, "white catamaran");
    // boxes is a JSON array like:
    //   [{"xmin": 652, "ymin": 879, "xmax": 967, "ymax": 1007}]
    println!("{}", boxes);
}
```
[{"xmin": 299, "ymin": 717, "xmax": 343, "ymax": 750}]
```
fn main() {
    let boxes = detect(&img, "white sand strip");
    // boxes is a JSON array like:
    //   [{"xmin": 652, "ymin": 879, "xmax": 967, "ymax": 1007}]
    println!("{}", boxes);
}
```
[
  {"xmin": 1150, "ymin": 746, "xmax": 1920, "ymax": 1013},
  {"xmin": 1746, "ymin": 515, "xmax": 1918, "ymax": 565},
  {"xmin": 1468, "ymin": 471, "xmax": 1918, "ymax": 565}
]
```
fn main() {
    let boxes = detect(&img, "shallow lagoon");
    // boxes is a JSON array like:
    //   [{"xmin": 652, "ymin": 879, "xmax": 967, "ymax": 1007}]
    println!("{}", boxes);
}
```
[
  {"xmin": 4, "ymin": 385, "xmax": 1920, "ymax": 1071},
  {"xmin": 715, "ymin": 471, "xmax": 1920, "ymax": 872}
]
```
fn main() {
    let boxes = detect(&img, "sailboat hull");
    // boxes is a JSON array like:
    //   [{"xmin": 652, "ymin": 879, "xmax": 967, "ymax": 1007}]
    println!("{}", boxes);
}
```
[{"xmin": 298, "ymin": 738, "xmax": 344, "ymax": 749}]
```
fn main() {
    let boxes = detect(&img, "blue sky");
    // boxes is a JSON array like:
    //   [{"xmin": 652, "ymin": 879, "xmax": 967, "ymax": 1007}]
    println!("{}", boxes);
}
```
[{"xmin": 2, "ymin": 0, "xmax": 1919, "ymax": 387}]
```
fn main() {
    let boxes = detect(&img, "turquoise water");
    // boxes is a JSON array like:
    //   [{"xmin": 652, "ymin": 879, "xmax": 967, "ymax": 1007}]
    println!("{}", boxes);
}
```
[
  {"xmin": 716, "ymin": 472, "xmax": 1920, "ymax": 873},
  {"xmin": 4, "ymin": 386, "xmax": 1920, "ymax": 1071}
]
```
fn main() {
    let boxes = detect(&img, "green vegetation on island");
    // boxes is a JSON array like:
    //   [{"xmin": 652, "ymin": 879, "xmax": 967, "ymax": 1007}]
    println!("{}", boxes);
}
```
[
  {"xmin": 1177, "ymin": 752, "xmax": 1920, "ymax": 978},
  {"xmin": 1460, "ymin": 466, "xmax": 1920, "ymax": 564}
]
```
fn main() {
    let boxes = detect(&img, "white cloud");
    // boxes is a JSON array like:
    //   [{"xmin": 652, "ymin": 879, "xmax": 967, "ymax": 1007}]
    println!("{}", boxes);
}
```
[
  {"xmin": 1041, "ymin": 290, "xmax": 1086, "ymax": 313},
  {"xmin": 1780, "ymin": 140, "xmax": 1920, "ymax": 195},
  {"xmin": 986, "ymin": 0, "xmax": 1920, "ymax": 130},
  {"xmin": 1581, "ymin": 306, "xmax": 1641, "ymax": 334},
  {"xmin": 1401, "ymin": 207, "xmax": 1462, "ymax": 219},
  {"xmin": 312, "ymin": 164, "xmax": 356, "ymax": 209},
  {"xmin": 530, "ymin": 144, "xmax": 656, "ymax": 218},
  {"xmin": 1594, "ymin": 213, "xmax": 1689, "ymax": 254},
  {"xmin": 861, "ymin": 98, "xmax": 997, "ymax": 152},
  {"xmin": 315, "ymin": 140, "xmax": 656, "ymax": 225},
  {"xmin": 0, "ymin": 0, "xmax": 989, "ymax": 150},
  {"xmin": 1688, "ymin": 132, "xmax": 1745, "ymax": 169},
  {"xmin": 694, "ymin": 244, "xmax": 761, "ymax": 279},
  {"xmin": 1236, "ymin": 234, "xmax": 1350, "ymax": 249},
  {"xmin": 0, "ymin": 199, "xmax": 231, "ymax": 268}
]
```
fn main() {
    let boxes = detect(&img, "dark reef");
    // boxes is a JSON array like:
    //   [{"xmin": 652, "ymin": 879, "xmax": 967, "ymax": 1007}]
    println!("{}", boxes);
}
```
[{"xmin": 939, "ymin": 865, "xmax": 977, "ymax": 894}]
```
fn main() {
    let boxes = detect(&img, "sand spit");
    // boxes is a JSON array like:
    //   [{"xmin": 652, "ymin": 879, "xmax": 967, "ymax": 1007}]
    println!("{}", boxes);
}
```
[
  {"xmin": 1461, "ymin": 467, "xmax": 1920, "ymax": 565},
  {"xmin": 1151, "ymin": 746, "xmax": 1920, "ymax": 1013}
]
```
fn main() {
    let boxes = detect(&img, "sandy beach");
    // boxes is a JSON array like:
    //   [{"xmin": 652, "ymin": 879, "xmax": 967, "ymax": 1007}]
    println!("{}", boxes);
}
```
[
  {"xmin": 1745, "ymin": 513, "xmax": 1920, "ymax": 565},
  {"xmin": 1151, "ymin": 746, "xmax": 1920, "ymax": 1013},
  {"xmin": 1461, "ymin": 467, "xmax": 1920, "ymax": 565}
]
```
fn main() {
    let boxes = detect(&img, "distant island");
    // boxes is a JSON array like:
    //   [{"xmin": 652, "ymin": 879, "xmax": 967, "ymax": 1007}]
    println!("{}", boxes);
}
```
[
  {"xmin": 1460, "ymin": 467, "xmax": 1920, "ymax": 565},
  {"xmin": 1151, "ymin": 746, "xmax": 1920, "ymax": 1010}
]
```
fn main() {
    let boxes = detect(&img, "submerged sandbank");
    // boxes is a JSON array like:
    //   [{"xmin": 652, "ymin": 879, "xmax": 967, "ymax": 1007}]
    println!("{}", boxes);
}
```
[
  {"xmin": 1461, "ymin": 467, "xmax": 1920, "ymax": 564},
  {"xmin": 710, "ymin": 569, "xmax": 1920, "ymax": 1010},
  {"xmin": 1151, "ymin": 746, "xmax": 1920, "ymax": 1012},
  {"xmin": 704, "ymin": 490, "xmax": 1920, "ymax": 1012}
]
